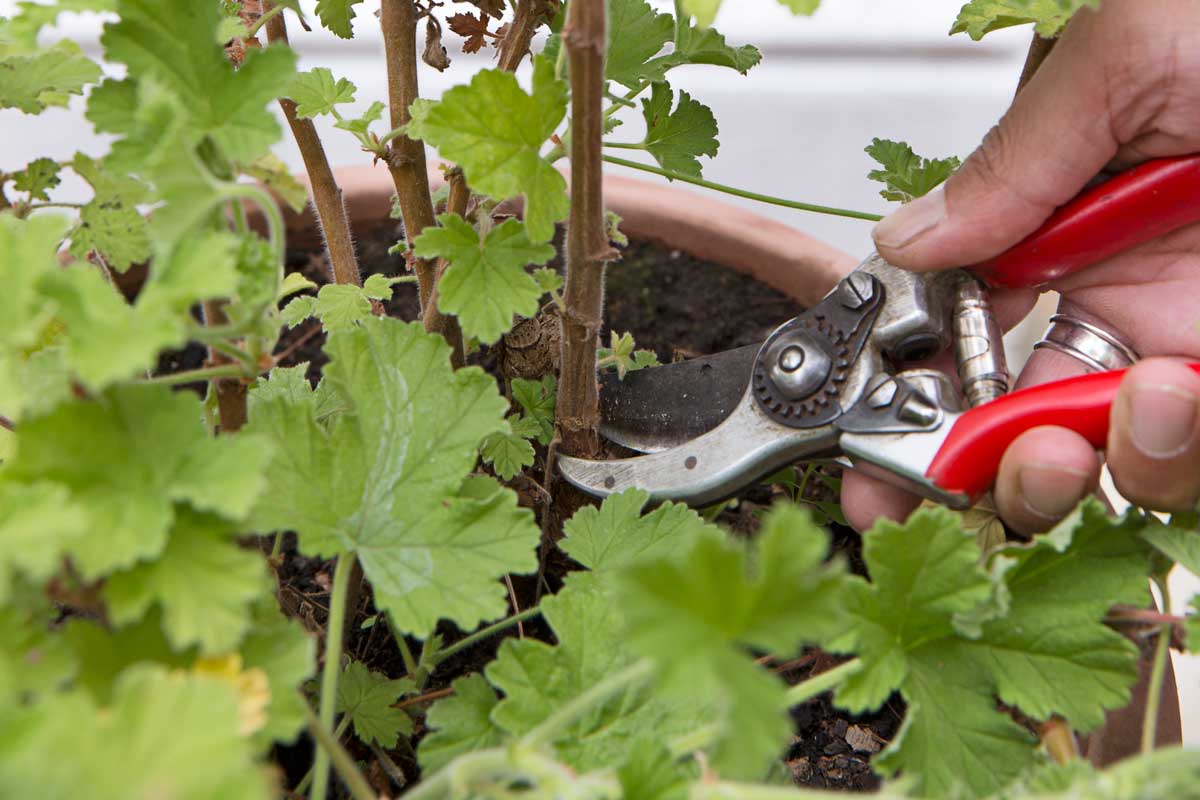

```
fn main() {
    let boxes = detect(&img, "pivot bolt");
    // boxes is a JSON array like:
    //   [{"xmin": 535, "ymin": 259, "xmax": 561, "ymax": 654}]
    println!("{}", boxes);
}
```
[
  {"xmin": 840, "ymin": 272, "xmax": 875, "ymax": 309},
  {"xmin": 766, "ymin": 332, "xmax": 831, "ymax": 400},
  {"xmin": 779, "ymin": 345, "xmax": 805, "ymax": 372}
]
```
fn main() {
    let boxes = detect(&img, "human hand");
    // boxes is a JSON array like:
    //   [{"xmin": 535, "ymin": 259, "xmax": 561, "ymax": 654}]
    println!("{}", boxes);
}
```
[{"xmin": 842, "ymin": 0, "xmax": 1200, "ymax": 534}]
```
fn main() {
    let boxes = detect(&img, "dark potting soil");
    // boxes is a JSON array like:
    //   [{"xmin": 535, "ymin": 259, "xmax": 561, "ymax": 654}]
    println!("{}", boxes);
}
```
[{"xmin": 186, "ymin": 221, "xmax": 896, "ymax": 794}]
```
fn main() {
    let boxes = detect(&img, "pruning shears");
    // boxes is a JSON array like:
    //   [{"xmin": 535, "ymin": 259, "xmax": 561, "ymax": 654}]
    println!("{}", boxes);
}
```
[{"xmin": 557, "ymin": 155, "xmax": 1200, "ymax": 509}]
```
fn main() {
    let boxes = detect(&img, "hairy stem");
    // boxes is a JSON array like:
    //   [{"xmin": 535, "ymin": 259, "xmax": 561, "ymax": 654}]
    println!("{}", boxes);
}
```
[
  {"xmin": 304, "ymin": 703, "xmax": 376, "ymax": 800},
  {"xmin": 265, "ymin": 5, "xmax": 362, "ymax": 287},
  {"xmin": 312, "ymin": 553, "xmax": 356, "ymax": 800},
  {"xmin": 603, "ymin": 155, "xmax": 883, "ymax": 221},
  {"xmin": 782, "ymin": 658, "xmax": 861, "ymax": 707},
  {"xmin": 555, "ymin": 0, "xmax": 610, "ymax": 456}
]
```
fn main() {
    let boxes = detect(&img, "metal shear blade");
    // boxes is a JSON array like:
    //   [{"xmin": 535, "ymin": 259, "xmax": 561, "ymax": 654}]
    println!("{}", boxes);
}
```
[
  {"xmin": 561, "ymin": 387, "xmax": 839, "ymax": 507},
  {"xmin": 560, "ymin": 256, "xmax": 980, "ymax": 509},
  {"xmin": 598, "ymin": 344, "xmax": 757, "ymax": 453}
]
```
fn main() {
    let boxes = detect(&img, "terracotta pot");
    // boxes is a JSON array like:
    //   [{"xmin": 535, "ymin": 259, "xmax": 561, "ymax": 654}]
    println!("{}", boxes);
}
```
[
  {"xmin": 281, "ymin": 163, "xmax": 856, "ymax": 308},
  {"xmin": 278, "ymin": 164, "xmax": 1181, "ymax": 763}
]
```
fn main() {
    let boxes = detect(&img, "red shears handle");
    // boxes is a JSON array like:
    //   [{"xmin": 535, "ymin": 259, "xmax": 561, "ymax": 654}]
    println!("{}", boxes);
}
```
[
  {"xmin": 971, "ymin": 155, "xmax": 1200, "ymax": 288},
  {"xmin": 929, "ymin": 156, "xmax": 1200, "ymax": 499},
  {"xmin": 927, "ymin": 363, "xmax": 1200, "ymax": 499}
]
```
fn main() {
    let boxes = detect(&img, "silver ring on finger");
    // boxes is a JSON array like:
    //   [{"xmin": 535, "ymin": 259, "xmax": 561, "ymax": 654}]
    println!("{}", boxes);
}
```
[{"xmin": 1033, "ymin": 314, "xmax": 1140, "ymax": 372}]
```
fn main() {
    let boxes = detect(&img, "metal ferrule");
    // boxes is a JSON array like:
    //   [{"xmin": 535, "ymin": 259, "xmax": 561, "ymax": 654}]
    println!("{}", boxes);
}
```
[{"xmin": 952, "ymin": 276, "xmax": 1009, "ymax": 408}]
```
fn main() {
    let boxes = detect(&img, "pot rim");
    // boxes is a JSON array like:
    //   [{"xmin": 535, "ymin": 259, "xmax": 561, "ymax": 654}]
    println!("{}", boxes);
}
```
[{"xmin": 281, "ymin": 163, "xmax": 857, "ymax": 307}]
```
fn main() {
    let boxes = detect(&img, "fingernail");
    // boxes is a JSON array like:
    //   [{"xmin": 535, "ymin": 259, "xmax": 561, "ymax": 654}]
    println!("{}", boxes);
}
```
[
  {"xmin": 1018, "ymin": 464, "xmax": 1092, "ymax": 521},
  {"xmin": 872, "ymin": 187, "xmax": 946, "ymax": 250},
  {"xmin": 1130, "ymin": 384, "xmax": 1199, "ymax": 458}
]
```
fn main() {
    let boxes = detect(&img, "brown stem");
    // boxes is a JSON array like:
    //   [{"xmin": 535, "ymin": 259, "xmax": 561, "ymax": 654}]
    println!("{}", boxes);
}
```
[
  {"xmin": 202, "ymin": 300, "xmax": 249, "ymax": 433},
  {"xmin": 554, "ymin": 0, "xmax": 610, "ymax": 456},
  {"xmin": 271, "ymin": 322, "xmax": 322, "ymax": 365},
  {"xmin": 1107, "ymin": 608, "xmax": 1186, "ymax": 627},
  {"xmin": 266, "ymin": 6, "xmax": 362, "ymax": 288},
  {"xmin": 380, "ymin": 0, "xmax": 439, "ymax": 301},
  {"xmin": 368, "ymin": 742, "xmax": 408, "ymax": 789},
  {"xmin": 496, "ymin": 0, "xmax": 543, "ymax": 72},
  {"xmin": 203, "ymin": 5, "xmax": 271, "ymax": 434},
  {"xmin": 380, "ymin": 0, "xmax": 463, "ymax": 357},
  {"xmin": 422, "ymin": 169, "xmax": 469, "ymax": 365},
  {"xmin": 1015, "ymin": 34, "xmax": 1056, "ymax": 97},
  {"xmin": 393, "ymin": 685, "xmax": 455, "ymax": 710}
]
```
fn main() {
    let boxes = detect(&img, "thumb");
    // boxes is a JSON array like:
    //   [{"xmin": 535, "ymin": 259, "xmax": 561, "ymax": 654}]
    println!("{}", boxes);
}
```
[{"xmin": 872, "ymin": 14, "xmax": 1121, "ymax": 271}]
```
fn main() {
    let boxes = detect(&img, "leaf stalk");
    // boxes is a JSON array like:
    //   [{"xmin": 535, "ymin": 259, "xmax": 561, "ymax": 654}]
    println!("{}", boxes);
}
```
[
  {"xmin": 602, "ymin": 155, "xmax": 884, "ymax": 221},
  {"xmin": 433, "ymin": 606, "xmax": 543, "ymax": 665},
  {"xmin": 312, "ymin": 552, "xmax": 356, "ymax": 800},
  {"xmin": 304, "ymin": 702, "xmax": 376, "ymax": 800},
  {"xmin": 782, "ymin": 658, "xmax": 861, "ymax": 707},
  {"xmin": 144, "ymin": 363, "xmax": 249, "ymax": 386},
  {"xmin": 1141, "ymin": 578, "xmax": 1174, "ymax": 754}
]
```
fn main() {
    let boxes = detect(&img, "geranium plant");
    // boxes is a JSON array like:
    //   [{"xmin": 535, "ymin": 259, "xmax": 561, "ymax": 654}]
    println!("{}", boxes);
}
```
[{"xmin": 0, "ymin": 0, "xmax": 1198, "ymax": 798}]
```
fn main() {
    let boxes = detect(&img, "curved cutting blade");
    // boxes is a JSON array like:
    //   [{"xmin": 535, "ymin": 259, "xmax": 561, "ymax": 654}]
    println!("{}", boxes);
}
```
[
  {"xmin": 561, "ymin": 392, "xmax": 837, "ymax": 507},
  {"xmin": 599, "ymin": 344, "xmax": 759, "ymax": 453}
]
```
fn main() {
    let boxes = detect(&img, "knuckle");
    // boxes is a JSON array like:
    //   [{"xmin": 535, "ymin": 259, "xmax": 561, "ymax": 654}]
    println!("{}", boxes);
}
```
[{"xmin": 966, "ymin": 124, "xmax": 1012, "ymax": 188}]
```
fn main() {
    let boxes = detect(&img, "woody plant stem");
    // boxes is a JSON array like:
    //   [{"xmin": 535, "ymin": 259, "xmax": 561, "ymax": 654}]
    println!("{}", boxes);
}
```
[
  {"xmin": 380, "ymin": 0, "xmax": 463, "ymax": 363},
  {"xmin": 555, "ymin": 0, "xmax": 611, "ymax": 456},
  {"xmin": 422, "ymin": 169, "xmax": 470, "ymax": 334},
  {"xmin": 497, "ymin": 0, "xmax": 543, "ymax": 72},
  {"xmin": 204, "ymin": 2, "xmax": 268, "ymax": 435},
  {"xmin": 265, "ymin": 3, "xmax": 362, "ymax": 288}
]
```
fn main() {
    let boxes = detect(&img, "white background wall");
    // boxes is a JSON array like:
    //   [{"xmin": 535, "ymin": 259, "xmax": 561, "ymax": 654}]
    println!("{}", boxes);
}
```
[{"xmin": 2, "ymin": 0, "xmax": 1196, "ymax": 743}]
